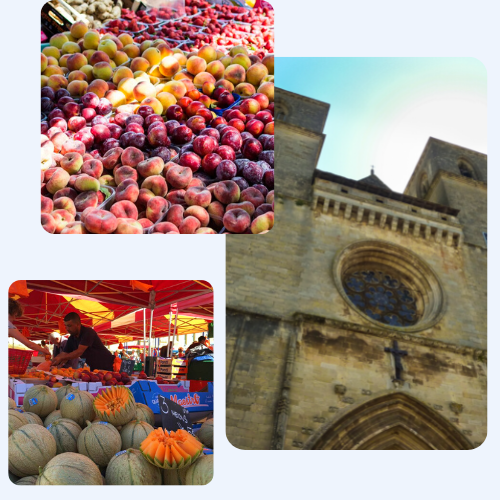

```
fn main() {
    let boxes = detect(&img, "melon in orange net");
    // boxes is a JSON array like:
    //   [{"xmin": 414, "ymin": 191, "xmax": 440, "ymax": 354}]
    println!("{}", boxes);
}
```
[
  {"xmin": 140, "ymin": 428, "xmax": 203, "ymax": 470},
  {"xmin": 93, "ymin": 386, "xmax": 137, "ymax": 426}
]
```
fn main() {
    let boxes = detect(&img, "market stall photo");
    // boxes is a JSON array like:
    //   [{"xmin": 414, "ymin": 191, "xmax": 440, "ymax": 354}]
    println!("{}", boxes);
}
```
[
  {"xmin": 40, "ymin": 0, "xmax": 275, "ymax": 234},
  {"xmin": 8, "ymin": 280, "xmax": 214, "ymax": 485}
]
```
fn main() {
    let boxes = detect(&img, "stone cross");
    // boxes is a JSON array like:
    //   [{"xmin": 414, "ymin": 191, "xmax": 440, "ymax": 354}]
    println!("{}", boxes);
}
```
[{"xmin": 384, "ymin": 340, "xmax": 408, "ymax": 381}]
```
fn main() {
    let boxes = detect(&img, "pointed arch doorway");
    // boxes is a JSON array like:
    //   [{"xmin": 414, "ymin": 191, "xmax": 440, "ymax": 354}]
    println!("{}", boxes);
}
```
[{"xmin": 302, "ymin": 392, "xmax": 472, "ymax": 450}]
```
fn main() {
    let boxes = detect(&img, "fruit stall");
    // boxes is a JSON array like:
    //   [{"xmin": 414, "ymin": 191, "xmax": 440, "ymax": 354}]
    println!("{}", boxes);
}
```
[
  {"xmin": 8, "ymin": 280, "xmax": 214, "ymax": 485},
  {"xmin": 41, "ymin": 0, "xmax": 275, "ymax": 234}
]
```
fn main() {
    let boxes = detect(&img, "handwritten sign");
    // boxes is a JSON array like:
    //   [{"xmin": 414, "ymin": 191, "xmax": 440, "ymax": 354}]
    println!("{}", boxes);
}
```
[
  {"xmin": 158, "ymin": 394, "xmax": 193, "ymax": 435},
  {"xmin": 120, "ymin": 359, "xmax": 135, "ymax": 375}
]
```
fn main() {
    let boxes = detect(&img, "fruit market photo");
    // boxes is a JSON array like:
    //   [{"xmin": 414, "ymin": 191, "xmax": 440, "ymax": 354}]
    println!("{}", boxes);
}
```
[
  {"xmin": 8, "ymin": 280, "xmax": 214, "ymax": 485},
  {"xmin": 41, "ymin": 0, "xmax": 275, "ymax": 234}
]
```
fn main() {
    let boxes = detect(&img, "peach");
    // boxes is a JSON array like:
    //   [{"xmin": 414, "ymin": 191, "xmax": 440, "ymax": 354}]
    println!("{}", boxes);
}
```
[
  {"xmin": 141, "ymin": 175, "xmax": 168, "ymax": 197},
  {"xmin": 68, "ymin": 70, "xmax": 87, "ymax": 82},
  {"xmin": 43, "ymin": 65, "xmax": 64, "ymax": 77},
  {"xmin": 153, "ymin": 222, "xmax": 179, "ymax": 234},
  {"xmin": 223, "ymin": 208, "xmax": 251, "ymax": 233},
  {"xmin": 100, "ymin": 175, "xmax": 116, "ymax": 187},
  {"xmin": 138, "ymin": 218, "xmax": 154, "ymax": 230},
  {"xmin": 193, "ymin": 71, "xmax": 216, "ymax": 87},
  {"xmin": 214, "ymin": 79, "xmax": 234, "ymax": 93},
  {"xmin": 166, "ymin": 165, "xmax": 193, "ymax": 189},
  {"xmin": 88, "ymin": 79, "xmax": 109, "ymax": 98},
  {"xmin": 146, "ymin": 196, "xmax": 168, "ymax": 223},
  {"xmin": 156, "ymin": 92, "xmax": 177, "ymax": 113},
  {"xmin": 165, "ymin": 204, "xmax": 185, "ymax": 227},
  {"xmin": 133, "ymin": 81, "xmax": 156, "ymax": 102},
  {"xmin": 114, "ymin": 218, "xmax": 143, "ymax": 234},
  {"xmin": 206, "ymin": 60, "xmax": 225, "ymax": 81},
  {"xmin": 92, "ymin": 62, "xmax": 113, "ymax": 81},
  {"xmin": 50, "ymin": 132, "xmax": 69, "ymax": 153},
  {"xmin": 246, "ymin": 63, "xmax": 269, "ymax": 87},
  {"xmin": 113, "ymin": 51, "xmax": 129, "ymax": 66},
  {"xmin": 113, "ymin": 66, "xmax": 134, "ymax": 85},
  {"xmin": 81, "ymin": 159, "xmax": 104, "ymax": 179},
  {"xmin": 186, "ymin": 56, "xmax": 207, "ymax": 76},
  {"xmin": 179, "ymin": 216, "xmax": 201, "ymax": 234},
  {"xmin": 240, "ymin": 187, "xmax": 265, "ymax": 208},
  {"xmin": 98, "ymin": 39, "xmax": 117, "ymax": 59},
  {"xmin": 41, "ymin": 75, "xmax": 49, "ymax": 87},
  {"xmin": 137, "ymin": 157, "xmax": 164, "ymax": 178},
  {"xmin": 70, "ymin": 20, "xmax": 88, "ymax": 39},
  {"xmin": 207, "ymin": 201, "xmax": 225, "ymax": 228},
  {"xmin": 90, "ymin": 51, "xmax": 111, "ymax": 66},
  {"xmin": 163, "ymin": 80, "xmax": 187, "ymax": 100},
  {"xmin": 157, "ymin": 55, "xmax": 179, "ymax": 78},
  {"xmin": 47, "ymin": 75, "xmax": 68, "ymax": 91},
  {"xmin": 60, "ymin": 152, "xmax": 83, "ymax": 174},
  {"xmin": 251, "ymin": 211, "xmax": 274, "ymax": 234},
  {"xmin": 117, "ymin": 77, "xmax": 137, "ymax": 99},
  {"xmin": 195, "ymin": 227, "xmax": 217, "ymax": 234},
  {"xmin": 43, "ymin": 45, "xmax": 61, "ymax": 59},
  {"xmin": 83, "ymin": 31, "xmax": 100, "ymax": 50},
  {"xmin": 219, "ymin": 56, "xmax": 232, "ymax": 68},
  {"xmin": 54, "ymin": 186, "xmax": 78, "ymax": 202},
  {"xmin": 67, "ymin": 80, "xmax": 88, "ymax": 96},
  {"xmin": 50, "ymin": 33, "xmax": 69, "ymax": 49},
  {"xmin": 224, "ymin": 64, "xmax": 246, "ymax": 86},
  {"xmin": 262, "ymin": 54, "xmax": 274, "ymax": 75},
  {"xmin": 197, "ymin": 45, "xmax": 217, "ymax": 64},
  {"xmin": 213, "ymin": 180, "xmax": 240, "ymax": 205},
  {"xmin": 58, "ymin": 54, "xmax": 71, "ymax": 68},
  {"xmin": 130, "ymin": 57, "xmax": 150, "ymax": 73},
  {"xmin": 185, "ymin": 205, "xmax": 210, "ymax": 227},
  {"xmin": 229, "ymin": 45, "xmax": 248, "ymax": 57},
  {"xmin": 116, "ymin": 179, "xmax": 140, "ymax": 203},
  {"xmin": 121, "ymin": 147, "xmax": 144, "ymax": 167},
  {"xmin": 61, "ymin": 139, "xmax": 86, "ymax": 156},
  {"xmin": 141, "ymin": 96, "xmax": 163, "ymax": 115},
  {"xmin": 234, "ymin": 82, "xmax": 256, "ymax": 97},
  {"xmin": 61, "ymin": 221, "xmax": 89, "ymax": 234},
  {"xmin": 226, "ymin": 201, "xmax": 255, "ymax": 216},
  {"xmin": 80, "ymin": 64, "xmax": 94, "ymax": 81},
  {"xmin": 41, "ymin": 195, "xmax": 54, "ymax": 214},
  {"xmin": 41, "ymin": 213, "xmax": 56, "ymax": 234},
  {"xmin": 167, "ymin": 189, "xmax": 187, "ymax": 206},
  {"xmin": 105, "ymin": 89, "xmax": 127, "ymax": 107},
  {"xmin": 123, "ymin": 44, "xmax": 141, "ymax": 59},
  {"xmin": 173, "ymin": 52, "xmax": 187, "ymax": 67},
  {"xmin": 74, "ymin": 174, "xmax": 100, "ymax": 192},
  {"xmin": 102, "ymin": 147, "xmax": 123, "ymax": 169},
  {"xmin": 41, "ymin": 52, "xmax": 48, "ymax": 72},
  {"xmin": 51, "ymin": 209, "xmax": 75, "ymax": 233},
  {"xmin": 74, "ymin": 190, "xmax": 99, "ymax": 212},
  {"xmin": 258, "ymin": 82, "xmax": 274, "ymax": 102},
  {"xmin": 66, "ymin": 53, "xmax": 87, "ymax": 72},
  {"xmin": 46, "ymin": 168, "xmax": 70, "ymax": 194},
  {"xmin": 114, "ymin": 166, "xmax": 138, "ymax": 185},
  {"xmin": 84, "ymin": 209, "xmax": 118, "ymax": 234},
  {"xmin": 53, "ymin": 196, "xmax": 76, "ymax": 217},
  {"xmin": 184, "ymin": 186, "xmax": 211, "ymax": 208},
  {"xmin": 140, "ymin": 40, "xmax": 153, "ymax": 52},
  {"xmin": 231, "ymin": 54, "xmax": 252, "ymax": 71},
  {"xmin": 61, "ymin": 41, "xmax": 81, "ymax": 55},
  {"xmin": 110, "ymin": 200, "xmax": 138, "ymax": 220},
  {"xmin": 174, "ymin": 70, "xmax": 194, "ymax": 81},
  {"xmin": 137, "ymin": 188, "xmax": 155, "ymax": 210},
  {"xmin": 142, "ymin": 47, "xmax": 162, "ymax": 66},
  {"xmin": 118, "ymin": 33, "xmax": 135, "ymax": 46}
]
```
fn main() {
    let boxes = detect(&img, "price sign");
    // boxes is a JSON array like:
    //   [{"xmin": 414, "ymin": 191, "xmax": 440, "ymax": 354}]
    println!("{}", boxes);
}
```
[
  {"xmin": 120, "ymin": 359, "xmax": 135, "ymax": 375},
  {"xmin": 158, "ymin": 394, "xmax": 193, "ymax": 435}
]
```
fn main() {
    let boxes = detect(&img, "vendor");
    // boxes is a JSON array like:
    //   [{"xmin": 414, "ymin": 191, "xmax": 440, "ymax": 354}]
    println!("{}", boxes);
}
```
[
  {"xmin": 186, "ymin": 336, "xmax": 212, "ymax": 354},
  {"xmin": 8, "ymin": 298, "xmax": 51, "ymax": 356},
  {"xmin": 51, "ymin": 312, "xmax": 114, "ymax": 371},
  {"xmin": 49, "ymin": 333, "xmax": 79, "ymax": 369}
]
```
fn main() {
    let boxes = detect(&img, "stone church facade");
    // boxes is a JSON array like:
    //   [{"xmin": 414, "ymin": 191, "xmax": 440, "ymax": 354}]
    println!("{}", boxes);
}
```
[{"xmin": 226, "ymin": 88, "xmax": 487, "ymax": 450}]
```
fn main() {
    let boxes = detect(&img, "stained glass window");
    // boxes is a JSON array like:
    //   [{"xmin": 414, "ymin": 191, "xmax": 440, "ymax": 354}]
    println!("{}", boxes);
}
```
[{"xmin": 343, "ymin": 270, "xmax": 419, "ymax": 327}]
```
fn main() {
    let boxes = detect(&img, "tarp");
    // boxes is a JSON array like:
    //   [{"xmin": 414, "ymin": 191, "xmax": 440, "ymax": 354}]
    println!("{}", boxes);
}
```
[{"xmin": 25, "ymin": 280, "xmax": 212, "ymax": 309}]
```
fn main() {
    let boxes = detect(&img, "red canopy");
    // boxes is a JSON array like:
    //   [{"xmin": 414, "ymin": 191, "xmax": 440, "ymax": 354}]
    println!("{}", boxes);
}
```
[{"xmin": 25, "ymin": 280, "xmax": 212, "ymax": 309}]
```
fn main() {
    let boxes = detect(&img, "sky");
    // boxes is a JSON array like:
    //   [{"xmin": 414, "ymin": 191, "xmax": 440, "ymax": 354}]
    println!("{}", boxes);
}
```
[{"xmin": 276, "ymin": 58, "xmax": 487, "ymax": 192}]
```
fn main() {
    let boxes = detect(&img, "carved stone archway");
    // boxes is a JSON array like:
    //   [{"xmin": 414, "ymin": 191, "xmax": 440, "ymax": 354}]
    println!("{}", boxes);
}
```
[{"xmin": 302, "ymin": 392, "xmax": 472, "ymax": 450}]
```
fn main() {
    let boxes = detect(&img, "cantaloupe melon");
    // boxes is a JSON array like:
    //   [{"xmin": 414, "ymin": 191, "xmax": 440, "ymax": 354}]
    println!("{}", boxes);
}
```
[
  {"xmin": 135, "ymin": 403, "xmax": 155, "ymax": 426},
  {"xmin": 77, "ymin": 420, "xmax": 122, "ymax": 466},
  {"xmin": 15, "ymin": 475, "xmax": 38, "ymax": 485},
  {"xmin": 9, "ymin": 471, "xmax": 20, "ymax": 483},
  {"xmin": 197, "ymin": 418, "xmax": 213, "ymax": 449},
  {"xmin": 163, "ymin": 466, "xmax": 190, "ymax": 485},
  {"xmin": 8, "ymin": 410, "xmax": 29, "ymax": 436},
  {"xmin": 60, "ymin": 390, "xmax": 95, "ymax": 427},
  {"xmin": 105, "ymin": 448, "xmax": 162, "ymax": 485},
  {"xmin": 140, "ymin": 428, "xmax": 204, "ymax": 469},
  {"xmin": 93, "ymin": 387, "xmax": 137, "ymax": 426},
  {"xmin": 184, "ymin": 454, "xmax": 213, "ymax": 485},
  {"xmin": 9, "ymin": 424, "xmax": 57, "ymax": 477},
  {"xmin": 36, "ymin": 452, "xmax": 103, "ymax": 485},
  {"xmin": 9, "ymin": 397, "xmax": 17, "ymax": 409},
  {"xmin": 120, "ymin": 420, "xmax": 154, "ymax": 450},
  {"xmin": 22, "ymin": 385, "xmax": 58, "ymax": 418},
  {"xmin": 55, "ymin": 385, "xmax": 80, "ymax": 410},
  {"xmin": 47, "ymin": 418, "xmax": 82, "ymax": 454},
  {"xmin": 44, "ymin": 410, "xmax": 63, "ymax": 427},
  {"xmin": 23, "ymin": 412, "xmax": 44, "ymax": 426}
]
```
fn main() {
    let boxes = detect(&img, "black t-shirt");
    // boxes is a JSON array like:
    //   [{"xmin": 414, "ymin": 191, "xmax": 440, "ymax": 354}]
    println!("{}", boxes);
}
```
[{"xmin": 64, "ymin": 326, "xmax": 114, "ymax": 371}]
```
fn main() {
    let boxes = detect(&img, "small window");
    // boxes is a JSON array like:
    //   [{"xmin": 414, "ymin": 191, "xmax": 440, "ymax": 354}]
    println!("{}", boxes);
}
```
[
  {"xmin": 458, "ymin": 159, "xmax": 475, "ymax": 179},
  {"xmin": 341, "ymin": 188, "xmax": 349, "ymax": 194},
  {"xmin": 376, "ymin": 199, "xmax": 384, "ymax": 204},
  {"xmin": 411, "ymin": 209, "xmax": 417, "ymax": 213}
]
